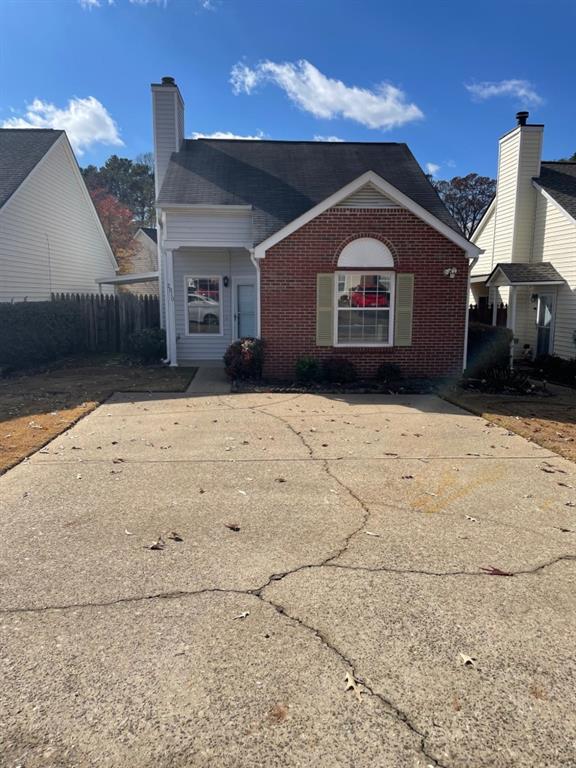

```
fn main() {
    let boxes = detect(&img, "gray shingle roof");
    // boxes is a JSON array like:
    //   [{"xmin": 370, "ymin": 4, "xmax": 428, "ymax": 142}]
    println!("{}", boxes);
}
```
[
  {"xmin": 491, "ymin": 262, "xmax": 565, "ymax": 284},
  {"xmin": 536, "ymin": 162, "xmax": 576, "ymax": 221},
  {"xmin": 0, "ymin": 129, "xmax": 63, "ymax": 210},
  {"xmin": 139, "ymin": 227, "xmax": 157, "ymax": 243},
  {"xmin": 157, "ymin": 139, "xmax": 462, "ymax": 245}
]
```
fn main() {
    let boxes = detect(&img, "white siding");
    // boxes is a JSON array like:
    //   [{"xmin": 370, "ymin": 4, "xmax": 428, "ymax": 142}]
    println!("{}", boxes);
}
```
[
  {"xmin": 152, "ymin": 85, "xmax": 184, "ymax": 197},
  {"xmin": 472, "ymin": 206, "xmax": 496, "ymax": 276},
  {"xmin": 121, "ymin": 231, "xmax": 159, "ymax": 297},
  {"xmin": 512, "ymin": 128, "xmax": 542, "ymax": 261},
  {"xmin": 335, "ymin": 183, "xmax": 400, "ymax": 208},
  {"xmin": 0, "ymin": 136, "xmax": 116, "ymax": 302},
  {"xmin": 532, "ymin": 193, "xmax": 576, "ymax": 359},
  {"xmin": 173, "ymin": 248, "xmax": 256, "ymax": 362},
  {"xmin": 164, "ymin": 209, "xmax": 253, "ymax": 247}
]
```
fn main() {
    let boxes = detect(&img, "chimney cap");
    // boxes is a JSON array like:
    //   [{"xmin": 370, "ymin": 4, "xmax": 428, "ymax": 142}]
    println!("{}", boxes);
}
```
[
  {"xmin": 516, "ymin": 111, "xmax": 529, "ymax": 126},
  {"xmin": 161, "ymin": 76, "xmax": 176, "ymax": 87}
]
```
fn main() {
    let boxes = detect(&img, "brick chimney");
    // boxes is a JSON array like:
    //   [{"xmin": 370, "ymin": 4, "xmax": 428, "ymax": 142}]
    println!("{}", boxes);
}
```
[{"xmin": 151, "ymin": 76, "xmax": 184, "ymax": 199}]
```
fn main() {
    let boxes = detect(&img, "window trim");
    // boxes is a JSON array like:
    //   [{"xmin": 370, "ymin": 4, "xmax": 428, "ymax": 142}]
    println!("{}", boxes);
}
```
[
  {"xmin": 333, "ymin": 270, "xmax": 395, "ymax": 347},
  {"xmin": 184, "ymin": 274, "xmax": 224, "ymax": 337}
]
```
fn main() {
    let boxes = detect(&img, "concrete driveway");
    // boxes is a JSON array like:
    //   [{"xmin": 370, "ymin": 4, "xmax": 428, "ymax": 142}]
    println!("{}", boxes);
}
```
[{"xmin": 1, "ymin": 392, "xmax": 575, "ymax": 768}]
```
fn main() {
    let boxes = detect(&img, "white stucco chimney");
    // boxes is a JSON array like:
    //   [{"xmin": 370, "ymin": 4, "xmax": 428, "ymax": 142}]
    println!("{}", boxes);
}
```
[
  {"xmin": 493, "ymin": 111, "xmax": 543, "ymax": 263},
  {"xmin": 151, "ymin": 76, "xmax": 184, "ymax": 199}
]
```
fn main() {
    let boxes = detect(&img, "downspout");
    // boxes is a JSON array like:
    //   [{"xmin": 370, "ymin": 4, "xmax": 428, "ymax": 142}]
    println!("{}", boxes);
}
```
[
  {"xmin": 249, "ymin": 248, "xmax": 261, "ymax": 338},
  {"xmin": 463, "ymin": 255, "xmax": 479, "ymax": 372}
]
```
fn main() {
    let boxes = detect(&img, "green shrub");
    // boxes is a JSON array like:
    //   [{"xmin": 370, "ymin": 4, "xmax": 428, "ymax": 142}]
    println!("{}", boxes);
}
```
[
  {"xmin": 0, "ymin": 301, "xmax": 85, "ymax": 369},
  {"xmin": 534, "ymin": 354, "xmax": 576, "ymax": 386},
  {"xmin": 295, "ymin": 355, "xmax": 322, "ymax": 384},
  {"xmin": 223, "ymin": 337, "xmax": 264, "ymax": 380},
  {"xmin": 375, "ymin": 362, "xmax": 402, "ymax": 383},
  {"xmin": 127, "ymin": 328, "xmax": 166, "ymax": 364},
  {"xmin": 466, "ymin": 323, "xmax": 513, "ymax": 377},
  {"xmin": 321, "ymin": 357, "xmax": 358, "ymax": 384}
]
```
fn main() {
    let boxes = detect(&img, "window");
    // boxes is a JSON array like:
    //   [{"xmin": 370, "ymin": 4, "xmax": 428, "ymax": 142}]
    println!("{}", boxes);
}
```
[
  {"xmin": 335, "ymin": 272, "xmax": 394, "ymax": 345},
  {"xmin": 186, "ymin": 276, "xmax": 222, "ymax": 335}
]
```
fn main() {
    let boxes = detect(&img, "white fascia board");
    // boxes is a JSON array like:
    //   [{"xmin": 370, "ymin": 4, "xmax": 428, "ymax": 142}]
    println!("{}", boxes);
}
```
[
  {"xmin": 96, "ymin": 272, "xmax": 159, "ymax": 285},
  {"xmin": 470, "ymin": 198, "xmax": 496, "ymax": 242},
  {"xmin": 253, "ymin": 170, "xmax": 482, "ymax": 259},
  {"xmin": 533, "ymin": 182, "xmax": 576, "ymax": 227},
  {"xmin": 163, "ymin": 240, "xmax": 253, "ymax": 250},
  {"xmin": 486, "ymin": 267, "xmax": 510, "ymax": 287},
  {"xmin": 158, "ymin": 204, "xmax": 252, "ymax": 211}
]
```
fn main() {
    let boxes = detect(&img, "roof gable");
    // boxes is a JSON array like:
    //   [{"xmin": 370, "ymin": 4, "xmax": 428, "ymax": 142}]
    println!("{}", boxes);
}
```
[
  {"xmin": 157, "ymin": 139, "xmax": 463, "ymax": 245},
  {"xmin": 534, "ymin": 162, "xmax": 576, "ymax": 222},
  {"xmin": 0, "ymin": 129, "xmax": 63, "ymax": 210}
]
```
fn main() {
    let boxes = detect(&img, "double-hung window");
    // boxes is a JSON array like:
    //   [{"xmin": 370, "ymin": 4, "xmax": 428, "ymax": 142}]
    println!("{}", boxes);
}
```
[
  {"xmin": 335, "ymin": 272, "xmax": 394, "ymax": 345},
  {"xmin": 186, "ymin": 276, "xmax": 222, "ymax": 335}
]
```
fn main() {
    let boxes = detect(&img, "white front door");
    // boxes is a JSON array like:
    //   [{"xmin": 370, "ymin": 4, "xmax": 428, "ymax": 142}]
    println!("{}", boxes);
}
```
[{"xmin": 233, "ymin": 280, "xmax": 256, "ymax": 339}]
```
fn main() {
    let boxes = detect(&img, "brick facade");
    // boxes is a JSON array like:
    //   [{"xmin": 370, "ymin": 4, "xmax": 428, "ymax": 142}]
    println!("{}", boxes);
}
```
[{"xmin": 260, "ymin": 208, "xmax": 469, "ymax": 380}]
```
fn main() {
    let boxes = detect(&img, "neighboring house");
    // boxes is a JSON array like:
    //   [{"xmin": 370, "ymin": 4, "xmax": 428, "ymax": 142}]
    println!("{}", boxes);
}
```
[
  {"xmin": 119, "ymin": 227, "xmax": 159, "ymax": 297},
  {"xmin": 0, "ymin": 129, "xmax": 117, "ymax": 302},
  {"xmin": 152, "ymin": 76, "xmax": 480, "ymax": 378},
  {"xmin": 471, "ymin": 112, "xmax": 576, "ymax": 361}
]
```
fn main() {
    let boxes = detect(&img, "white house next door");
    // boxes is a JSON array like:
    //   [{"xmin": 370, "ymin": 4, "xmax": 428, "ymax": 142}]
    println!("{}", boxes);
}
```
[{"xmin": 233, "ymin": 279, "xmax": 256, "ymax": 339}]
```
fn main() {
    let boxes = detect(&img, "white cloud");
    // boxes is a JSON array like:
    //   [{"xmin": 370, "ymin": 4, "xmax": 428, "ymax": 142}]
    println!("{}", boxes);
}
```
[
  {"xmin": 128, "ymin": 0, "xmax": 167, "ymax": 5},
  {"xmin": 2, "ymin": 97, "xmax": 123, "ymax": 156},
  {"xmin": 425, "ymin": 162, "xmax": 440, "ymax": 176},
  {"xmin": 230, "ymin": 59, "xmax": 423, "ymax": 131},
  {"xmin": 313, "ymin": 135, "xmax": 344, "ymax": 142},
  {"xmin": 79, "ymin": 0, "xmax": 103, "ymax": 7},
  {"xmin": 465, "ymin": 79, "xmax": 543, "ymax": 106},
  {"xmin": 191, "ymin": 130, "xmax": 265, "ymax": 140}
]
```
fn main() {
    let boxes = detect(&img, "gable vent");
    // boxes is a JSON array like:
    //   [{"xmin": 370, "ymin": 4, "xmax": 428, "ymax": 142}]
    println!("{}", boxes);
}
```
[{"xmin": 335, "ymin": 183, "xmax": 401, "ymax": 209}]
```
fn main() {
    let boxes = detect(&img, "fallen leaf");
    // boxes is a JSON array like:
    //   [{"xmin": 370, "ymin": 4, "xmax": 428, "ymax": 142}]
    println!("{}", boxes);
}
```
[
  {"xmin": 459, "ymin": 653, "xmax": 477, "ymax": 668},
  {"xmin": 558, "ymin": 482, "xmax": 574, "ymax": 488},
  {"xmin": 233, "ymin": 611, "xmax": 250, "ymax": 620},
  {"xmin": 146, "ymin": 537, "xmax": 165, "ymax": 551},
  {"xmin": 364, "ymin": 531, "xmax": 381, "ymax": 537},
  {"xmin": 402, "ymin": 475, "xmax": 414, "ymax": 480},
  {"xmin": 481, "ymin": 566, "xmax": 514, "ymax": 576},
  {"xmin": 465, "ymin": 515, "xmax": 479, "ymax": 523},
  {"xmin": 275, "ymin": 477, "xmax": 287, "ymax": 483},
  {"xmin": 169, "ymin": 531, "xmax": 184, "ymax": 542},
  {"xmin": 566, "ymin": 502, "xmax": 576, "ymax": 508},
  {"xmin": 344, "ymin": 672, "xmax": 362, "ymax": 702},
  {"xmin": 224, "ymin": 522, "xmax": 241, "ymax": 532},
  {"xmin": 269, "ymin": 703, "xmax": 288, "ymax": 723},
  {"xmin": 237, "ymin": 489, "xmax": 247, "ymax": 496},
  {"xmin": 124, "ymin": 529, "xmax": 134, "ymax": 536}
]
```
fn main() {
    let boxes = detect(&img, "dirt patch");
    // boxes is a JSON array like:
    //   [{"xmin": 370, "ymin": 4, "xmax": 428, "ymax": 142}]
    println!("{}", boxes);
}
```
[
  {"xmin": 0, "ymin": 357, "xmax": 195, "ymax": 474},
  {"xmin": 443, "ymin": 384, "xmax": 576, "ymax": 464}
]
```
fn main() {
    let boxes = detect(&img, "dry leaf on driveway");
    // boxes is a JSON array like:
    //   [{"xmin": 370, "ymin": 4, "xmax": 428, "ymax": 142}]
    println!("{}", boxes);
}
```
[
  {"xmin": 145, "ymin": 536, "xmax": 165, "ymax": 551},
  {"xmin": 344, "ymin": 672, "xmax": 362, "ymax": 702},
  {"xmin": 233, "ymin": 611, "xmax": 250, "ymax": 620},
  {"xmin": 224, "ymin": 522, "xmax": 241, "ymax": 532},
  {"xmin": 481, "ymin": 565, "xmax": 514, "ymax": 576},
  {"xmin": 169, "ymin": 531, "xmax": 183, "ymax": 542},
  {"xmin": 459, "ymin": 653, "xmax": 477, "ymax": 668}
]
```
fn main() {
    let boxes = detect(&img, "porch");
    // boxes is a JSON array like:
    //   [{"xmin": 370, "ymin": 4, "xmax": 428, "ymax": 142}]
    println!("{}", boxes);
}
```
[
  {"xmin": 474, "ymin": 262, "xmax": 565, "ymax": 362},
  {"xmin": 163, "ymin": 247, "xmax": 258, "ymax": 366}
]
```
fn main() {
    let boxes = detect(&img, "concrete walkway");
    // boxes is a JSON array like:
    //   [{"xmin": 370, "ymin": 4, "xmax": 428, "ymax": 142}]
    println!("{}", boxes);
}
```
[
  {"xmin": 1, "ymin": 392, "xmax": 575, "ymax": 767},
  {"xmin": 185, "ymin": 364, "xmax": 231, "ymax": 394}
]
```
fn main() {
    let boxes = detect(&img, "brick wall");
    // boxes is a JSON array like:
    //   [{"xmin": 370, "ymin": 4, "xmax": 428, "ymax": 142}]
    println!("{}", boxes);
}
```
[{"xmin": 260, "ymin": 208, "xmax": 469, "ymax": 380}]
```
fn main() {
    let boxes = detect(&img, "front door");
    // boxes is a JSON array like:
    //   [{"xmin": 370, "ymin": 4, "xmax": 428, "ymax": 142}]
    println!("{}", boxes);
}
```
[
  {"xmin": 536, "ymin": 293, "xmax": 555, "ymax": 357},
  {"xmin": 234, "ymin": 280, "xmax": 256, "ymax": 339}
]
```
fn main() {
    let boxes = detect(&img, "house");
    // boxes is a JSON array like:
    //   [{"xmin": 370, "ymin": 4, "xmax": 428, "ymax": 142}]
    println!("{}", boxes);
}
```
[
  {"xmin": 152, "ymin": 76, "xmax": 481, "ymax": 379},
  {"xmin": 118, "ymin": 227, "xmax": 159, "ymax": 297},
  {"xmin": 471, "ymin": 112, "xmax": 576, "ymax": 361},
  {"xmin": 0, "ymin": 129, "xmax": 117, "ymax": 302}
]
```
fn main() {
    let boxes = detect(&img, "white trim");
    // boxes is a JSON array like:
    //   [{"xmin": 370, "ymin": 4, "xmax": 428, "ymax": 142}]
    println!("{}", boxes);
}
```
[
  {"xmin": 333, "ymin": 270, "xmax": 395, "ymax": 348},
  {"xmin": 163, "ymin": 240, "xmax": 253, "ymax": 250},
  {"xmin": 253, "ymin": 170, "xmax": 482, "ymax": 259},
  {"xmin": 533, "ymin": 182, "xmax": 576, "ymax": 227},
  {"xmin": 232, "ymin": 276, "xmax": 257, "ymax": 340},
  {"xmin": 249, "ymin": 249, "xmax": 261, "ymax": 337},
  {"xmin": 536, "ymin": 290, "xmax": 557, "ymax": 356},
  {"xmin": 337, "ymin": 238, "xmax": 394, "ymax": 268},
  {"xmin": 160, "ymin": 204, "xmax": 252, "ymax": 211},
  {"xmin": 183, "ymin": 274, "xmax": 224, "ymax": 338},
  {"xmin": 96, "ymin": 272, "xmax": 159, "ymax": 285},
  {"xmin": 165, "ymin": 249, "xmax": 178, "ymax": 366}
]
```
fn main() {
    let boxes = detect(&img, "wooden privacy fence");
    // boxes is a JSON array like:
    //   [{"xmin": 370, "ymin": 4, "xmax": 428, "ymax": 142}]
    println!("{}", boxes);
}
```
[
  {"xmin": 469, "ymin": 303, "xmax": 508, "ymax": 327},
  {"xmin": 52, "ymin": 292, "xmax": 160, "ymax": 353}
]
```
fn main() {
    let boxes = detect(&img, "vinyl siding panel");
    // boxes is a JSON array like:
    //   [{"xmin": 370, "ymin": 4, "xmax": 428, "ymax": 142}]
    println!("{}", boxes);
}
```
[
  {"xmin": 512, "ymin": 129, "xmax": 542, "ymax": 261},
  {"xmin": 122, "ymin": 231, "xmax": 159, "ymax": 297},
  {"xmin": 532, "ymin": 194, "xmax": 576, "ymax": 359},
  {"xmin": 153, "ymin": 88, "xmax": 180, "ymax": 195},
  {"xmin": 492, "ymin": 131, "xmax": 520, "ymax": 263},
  {"xmin": 173, "ymin": 248, "xmax": 256, "ymax": 362},
  {"xmin": 335, "ymin": 183, "xmax": 400, "ymax": 208},
  {"xmin": 164, "ymin": 209, "xmax": 253, "ymax": 246},
  {"xmin": 0, "ymin": 137, "xmax": 116, "ymax": 302},
  {"xmin": 472, "ymin": 206, "xmax": 496, "ymax": 275}
]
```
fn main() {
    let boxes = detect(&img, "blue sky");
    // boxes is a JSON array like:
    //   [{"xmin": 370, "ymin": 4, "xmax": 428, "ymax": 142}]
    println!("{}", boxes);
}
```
[{"xmin": 1, "ymin": 0, "xmax": 574, "ymax": 179}]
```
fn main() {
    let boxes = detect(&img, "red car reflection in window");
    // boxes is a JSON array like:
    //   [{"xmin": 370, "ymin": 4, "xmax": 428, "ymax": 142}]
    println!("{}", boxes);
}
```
[{"xmin": 350, "ymin": 278, "xmax": 389, "ymax": 308}]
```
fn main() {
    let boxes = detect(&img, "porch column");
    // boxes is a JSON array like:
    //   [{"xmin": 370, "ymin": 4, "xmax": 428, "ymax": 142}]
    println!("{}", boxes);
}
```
[
  {"xmin": 164, "ymin": 249, "xmax": 178, "ymax": 366},
  {"xmin": 491, "ymin": 289, "xmax": 498, "ymax": 325},
  {"xmin": 506, "ymin": 285, "xmax": 517, "ymax": 369}
]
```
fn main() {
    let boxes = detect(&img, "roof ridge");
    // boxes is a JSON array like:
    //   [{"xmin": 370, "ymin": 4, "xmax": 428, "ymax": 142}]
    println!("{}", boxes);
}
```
[
  {"xmin": 189, "ymin": 138, "xmax": 406, "ymax": 146},
  {"xmin": 541, "ymin": 160, "xmax": 576, "ymax": 165}
]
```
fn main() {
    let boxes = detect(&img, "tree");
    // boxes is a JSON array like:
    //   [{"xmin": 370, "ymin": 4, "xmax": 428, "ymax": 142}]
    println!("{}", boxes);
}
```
[
  {"xmin": 89, "ymin": 187, "xmax": 136, "ymax": 271},
  {"xmin": 82, "ymin": 155, "xmax": 155, "ymax": 226},
  {"xmin": 432, "ymin": 173, "xmax": 496, "ymax": 238}
]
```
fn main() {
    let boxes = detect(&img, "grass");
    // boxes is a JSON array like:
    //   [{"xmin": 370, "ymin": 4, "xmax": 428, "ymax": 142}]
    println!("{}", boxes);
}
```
[
  {"xmin": 443, "ymin": 383, "xmax": 576, "ymax": 464},
  {"xmin": 0, "ymin": 356, "xmax": 195, "ymax": 475}
]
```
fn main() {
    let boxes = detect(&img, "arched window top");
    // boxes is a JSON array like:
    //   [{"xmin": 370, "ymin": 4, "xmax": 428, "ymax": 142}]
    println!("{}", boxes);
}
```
[{"xmin": 337, "ymin": 238, "xmax": 394, "ymax": 269}]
